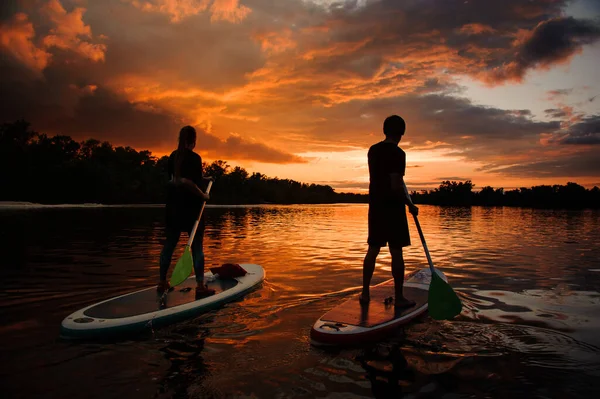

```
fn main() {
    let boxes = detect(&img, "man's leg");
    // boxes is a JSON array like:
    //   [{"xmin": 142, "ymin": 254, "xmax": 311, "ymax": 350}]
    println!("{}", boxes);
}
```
[
  {"xmin": 159, "ymin": 227, "xmax": 180, "ymax": 284},
  {"xmin": 361, "ymin": 245, "xmax": 380, "ymax": 302},
  {"xmin": 390, "ymin": 247, "xmax": 415, "ymax": 308}
]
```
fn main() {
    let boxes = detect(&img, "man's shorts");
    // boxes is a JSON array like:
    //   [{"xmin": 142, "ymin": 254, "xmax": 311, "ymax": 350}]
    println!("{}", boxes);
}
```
[{"xmin": 367, "ymin": 205, "xmax": 411, "ymax": 249}]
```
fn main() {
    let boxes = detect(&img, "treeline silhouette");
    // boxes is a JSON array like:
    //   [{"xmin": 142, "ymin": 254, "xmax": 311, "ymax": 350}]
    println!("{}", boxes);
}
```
[
  {"xmin": 0, "ymin": 120, "xmax": 365, "ymax": 205},
  {"xmin": 1, "ymin": 120, "xmax": 597, "ymax": 208},
  {"xmin": 410, "ymin": 180, "xmax": 599, "ymax": 209}
]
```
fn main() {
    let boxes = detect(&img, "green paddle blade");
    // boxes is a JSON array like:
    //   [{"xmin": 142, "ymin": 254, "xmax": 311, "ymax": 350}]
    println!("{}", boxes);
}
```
[
  {"xmin": 428, "ymin": 271, "xmax": 463, "ymax": 320},
  {"xmin": 170, "ymin": 246, "xmax": 193, "ymax": 287}
]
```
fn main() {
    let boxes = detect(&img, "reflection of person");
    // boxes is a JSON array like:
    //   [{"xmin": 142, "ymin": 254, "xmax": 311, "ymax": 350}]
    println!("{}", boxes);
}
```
[
  {"xmin": 358, "ymin": 343, "xmax": 409, "ymax": 398},
  {"xmin": 361, "ymin": 115, "xmax": 419, "ymax": 309},
  {"xmin": 157, "ymin": 126, "xmax": 215, "ymax": 299}
]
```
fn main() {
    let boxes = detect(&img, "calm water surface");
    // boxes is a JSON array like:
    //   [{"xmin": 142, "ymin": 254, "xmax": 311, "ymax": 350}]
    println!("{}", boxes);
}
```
[{"xmin": 1, "ymin": 204, "xmax": 599, "ymax": 398}]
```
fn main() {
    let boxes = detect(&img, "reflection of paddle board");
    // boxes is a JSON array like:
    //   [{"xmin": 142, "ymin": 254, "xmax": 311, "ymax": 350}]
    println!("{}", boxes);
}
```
[
  {"xmin": 310, "ymin": 268, "xmax": 448, "ymax": 346},
  {"xmin": 60, "ymin": 263, "xmax": 265, "ymax": 339}
]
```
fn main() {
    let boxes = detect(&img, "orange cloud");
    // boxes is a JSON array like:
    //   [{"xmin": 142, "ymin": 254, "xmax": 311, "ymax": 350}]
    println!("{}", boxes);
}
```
[
  {"xmin": 0, "ymin": 13, "xmax": 51, "ymax": 73},
  {"xmin": 458, "ymin": 23, "xmax": 497, "ymax": 35},
  {"xmin": 300, "ymin": 25, "xmax": 330, "ymax": 35},
  {"xmin": 301, "ymin": 38, "xmax": 372, "ymax": 61},
  {"xmin": 68, "ymin": 83, "xmax": 98, "ymax": 95},
  {"xmin": 41, "ymin": 0, "xmax": 107, "ymax": 62},
  {"xmin": 201, "ymin": 132, "xmax": 307, "ymax": 164},
  {"xmin": 128, "ymin": 0, "xmax": 251, "ymax": 23},
  {"xmin": 129, "ymin": 0, "xmax": 210, "ymax": 22},
  {"xmin": 253, "ymin": 29, "xmax": 297, "ymax": 54},
  {"xmin": 210, "ymin": 0, "xmax": 252, "ymax": 23}
]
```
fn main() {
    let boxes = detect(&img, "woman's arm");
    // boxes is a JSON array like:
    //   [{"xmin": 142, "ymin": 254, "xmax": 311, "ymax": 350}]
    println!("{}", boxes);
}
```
[{"xmin": 173, "ymin": 177, "xmax": 210, "ymax": 201}]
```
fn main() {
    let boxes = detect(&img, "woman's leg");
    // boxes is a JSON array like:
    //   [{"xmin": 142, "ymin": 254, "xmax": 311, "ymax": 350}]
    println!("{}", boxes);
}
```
[
  {"xmin": 190, "ymin": 222, "xmax": 214, "ymax": 297},
  {"xmin": 190, "ymin": 232, "xmax": 205, "ymax": 285}
]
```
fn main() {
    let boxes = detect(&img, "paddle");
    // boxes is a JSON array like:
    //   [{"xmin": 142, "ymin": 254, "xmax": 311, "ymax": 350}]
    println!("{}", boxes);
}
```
[
  {"xmin": 410, "ymin": 214, "xmax": 462, "ymax": 319},
  {"xmin": 170, "ymin": 180, "xmax": 213, "ymax": 287}
]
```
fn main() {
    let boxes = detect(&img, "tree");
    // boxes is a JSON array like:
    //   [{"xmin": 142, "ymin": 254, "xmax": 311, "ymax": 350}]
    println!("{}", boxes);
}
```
[{"xmin": 1, "ymin": 119, "xmax": 597, "ymax": 209}]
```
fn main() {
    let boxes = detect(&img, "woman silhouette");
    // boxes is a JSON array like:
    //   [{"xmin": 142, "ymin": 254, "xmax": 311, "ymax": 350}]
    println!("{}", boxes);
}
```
[{"xmin": 157, "ymin": 126, "xmax": 215, "ymax": 299}]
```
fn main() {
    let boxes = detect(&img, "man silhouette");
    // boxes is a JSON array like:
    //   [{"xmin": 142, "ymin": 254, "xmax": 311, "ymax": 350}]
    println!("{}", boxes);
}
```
[{"xmin": 361, "ymin": 115, "xmax": 419, "ymax": 309}]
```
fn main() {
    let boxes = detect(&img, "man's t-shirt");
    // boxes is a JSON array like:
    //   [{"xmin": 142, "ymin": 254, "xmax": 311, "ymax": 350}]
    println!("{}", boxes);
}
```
[
  {"xmin": 368, "ymin": 141, "xmax": 406, "ymax": 207},
  {"xmin": 165, "ymin": 148, "xmax": 205, "ymax": 231}
]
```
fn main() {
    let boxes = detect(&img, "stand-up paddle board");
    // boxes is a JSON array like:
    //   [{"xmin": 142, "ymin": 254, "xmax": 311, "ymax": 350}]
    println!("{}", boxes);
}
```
[
  {"xmin": 310, "ymin": 267, "xmax": 448, "ymax": 346},
  {"xmin": 61, "ymin": 263, "xmax": 264, "ymax": 339}
]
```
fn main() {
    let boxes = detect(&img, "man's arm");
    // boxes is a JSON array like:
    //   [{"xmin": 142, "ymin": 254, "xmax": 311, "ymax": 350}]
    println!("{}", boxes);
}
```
[{"xmin": 390, "ymin": 173, "xmax": 418, "ymax": 215}]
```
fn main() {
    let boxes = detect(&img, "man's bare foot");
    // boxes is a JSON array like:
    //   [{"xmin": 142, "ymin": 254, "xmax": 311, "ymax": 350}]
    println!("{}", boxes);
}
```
[
  {"xmin": 394, "ymin": 298, "xmax": 416, "ymax": 309},
  {"xmin": 359, "ymin": 292, "xmax": 370, "ymax": 305}
]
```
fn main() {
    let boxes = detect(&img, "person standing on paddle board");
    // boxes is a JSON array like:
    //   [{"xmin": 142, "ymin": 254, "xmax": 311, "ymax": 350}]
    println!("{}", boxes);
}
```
[
  {"xmin": 157, "ymin": 125, "xmax": 215, "ymax": 299},
  {"xmin": 362, "ymin": 115, "xmax": 419, "ymax": 309}
]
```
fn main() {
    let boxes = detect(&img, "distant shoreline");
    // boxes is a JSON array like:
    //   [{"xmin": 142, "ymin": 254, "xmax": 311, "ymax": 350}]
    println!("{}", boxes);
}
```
[
  {"xmin": 1, "ymin": 201, "xmax": 598, "ymax": 211},
  {"xmin": 0, "ymin": 201, "xmax": 369, "ymax": 209}
]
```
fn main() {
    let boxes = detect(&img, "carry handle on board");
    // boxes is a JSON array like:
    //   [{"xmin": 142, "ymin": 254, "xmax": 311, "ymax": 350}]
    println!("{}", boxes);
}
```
[{"xmin": 170, "ymin": 180, "xmax": 213, "ymax": 287}]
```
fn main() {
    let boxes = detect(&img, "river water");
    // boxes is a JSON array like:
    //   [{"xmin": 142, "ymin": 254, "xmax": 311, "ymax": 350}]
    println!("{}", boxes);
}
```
[{"xmin": 1, "ymin": 204, "xmax": 599, "ymax": 398}]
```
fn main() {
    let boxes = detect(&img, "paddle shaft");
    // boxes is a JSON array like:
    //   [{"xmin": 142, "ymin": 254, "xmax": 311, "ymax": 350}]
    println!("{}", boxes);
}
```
[
  {"xmin": 186, "ymin": 180, "xmax": 213, "ymax": 247},
  {"xmin": 412, "ymin": 214, "xmax": 436, "ymax": 275},
  {"xmin": 404, "ymin": 183, "xmax": 436, "ymax": 276}
]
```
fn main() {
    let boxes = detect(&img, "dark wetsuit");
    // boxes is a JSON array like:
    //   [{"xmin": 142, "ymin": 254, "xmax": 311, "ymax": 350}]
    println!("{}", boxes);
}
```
[{"xmin": 367, "ymin": 141, "xmax": 411, "ymax": 249}]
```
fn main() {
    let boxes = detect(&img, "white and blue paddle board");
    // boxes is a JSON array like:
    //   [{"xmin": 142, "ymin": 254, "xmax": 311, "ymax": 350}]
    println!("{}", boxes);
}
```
[
  {"xmin": 310, "ymin": 268, "xmax": 448, "ymax": 346},
  {"xmin": 60, "ymin": 263, "xmax": 265, "ymax": 339}
]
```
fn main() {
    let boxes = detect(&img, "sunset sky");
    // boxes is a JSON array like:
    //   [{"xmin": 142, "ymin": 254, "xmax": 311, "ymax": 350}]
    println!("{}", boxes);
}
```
[{"xmin": 1, "ymin": 0, "xmax": 599, "ymax": 192}]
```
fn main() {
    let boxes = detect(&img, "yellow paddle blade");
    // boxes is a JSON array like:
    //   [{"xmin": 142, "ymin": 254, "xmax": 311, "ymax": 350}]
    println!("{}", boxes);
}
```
[
  {"xmin": 170, "ymin": 246, "xmax": 193, "ymax": 287},
  {"xmin": 428, "ymin": 272, "xmax": 463, "ymax": 320}
]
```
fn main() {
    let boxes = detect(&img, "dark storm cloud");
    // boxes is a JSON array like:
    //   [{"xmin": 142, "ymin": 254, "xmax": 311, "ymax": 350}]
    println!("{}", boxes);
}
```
[
  {"xmin": 490, "ymin": 17, "xmax": 600, "ymax": 82},
  {"xmin": 0, "ymin": 0, "xmax": 21, "ymax": 21},
  {"xmin": 545, "ymin": 108, "xmax": 569, "ymax": 118},
  {"xmin": 298, "ymin": 1, "xmax": 599, "ymax": 85},
  {"xmin": 556, "ymin": 115, "xmax": 600, "ymax": 145},
  {"xmin": 496, "ymin": 148, "xmax": 600, "ymax": 177}
]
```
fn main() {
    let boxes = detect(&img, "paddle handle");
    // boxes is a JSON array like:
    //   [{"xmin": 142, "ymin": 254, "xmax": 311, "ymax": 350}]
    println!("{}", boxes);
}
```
[
  {"xmin": 186, "ymin": 180, "xmax": 213, "ymax": 247},
  {"xmin": 405, "ymin": 182, "xmax": 436, "ymax": 276}
]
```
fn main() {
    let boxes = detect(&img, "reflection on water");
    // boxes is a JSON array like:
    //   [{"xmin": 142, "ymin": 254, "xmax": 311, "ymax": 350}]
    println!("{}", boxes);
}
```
[{"xmin": 1, "ymin": 205, "xmax": 599, "ymax": 398}]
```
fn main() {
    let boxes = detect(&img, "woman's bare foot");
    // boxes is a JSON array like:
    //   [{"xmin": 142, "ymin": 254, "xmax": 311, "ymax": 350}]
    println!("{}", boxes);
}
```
[
  {"xmin": 195, "ymin": 284, "xmax": 216, "ymax": 299},
  {"xmin": 156, "ymin": 281, "xmax": 171, "ymax": 294}
]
